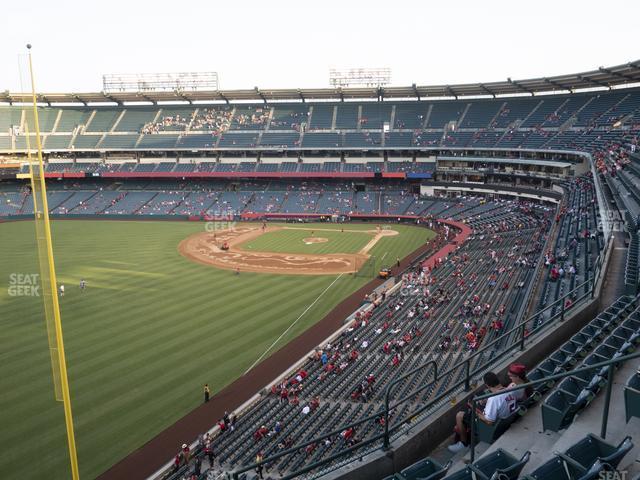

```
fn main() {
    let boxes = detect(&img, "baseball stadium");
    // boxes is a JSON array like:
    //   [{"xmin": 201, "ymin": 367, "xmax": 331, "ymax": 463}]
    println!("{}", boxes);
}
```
[{"xmin": 2, "ymin": 6, "xmax": 640, "ymax": 480}]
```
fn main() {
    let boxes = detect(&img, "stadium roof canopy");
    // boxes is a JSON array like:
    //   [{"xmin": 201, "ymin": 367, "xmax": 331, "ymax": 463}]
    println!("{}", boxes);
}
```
[{"xmin": 2, "ymin": 60, "xmax": 640, "ymax": 105}]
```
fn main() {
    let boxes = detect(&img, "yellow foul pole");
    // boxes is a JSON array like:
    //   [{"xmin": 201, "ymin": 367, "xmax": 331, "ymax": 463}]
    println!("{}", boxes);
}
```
[{"xmin": 26, "ymin": 44, "xmax": 80, "ymax": 480}]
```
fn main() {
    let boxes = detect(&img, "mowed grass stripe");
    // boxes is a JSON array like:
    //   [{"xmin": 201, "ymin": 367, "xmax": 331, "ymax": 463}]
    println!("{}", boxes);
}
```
[
  {"xmin": 61, "ymin": 272, "xmax": 330, "ymax": 367},
  {"xmin": 240, "ymin": 223, "xmax": 374, "ymax": 254},
  {"xmin": 0, "ymin": 220, "xmax": 431, "ymax": 479}
]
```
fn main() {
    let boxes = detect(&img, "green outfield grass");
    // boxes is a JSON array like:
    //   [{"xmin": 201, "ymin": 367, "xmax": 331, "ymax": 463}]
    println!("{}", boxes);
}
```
[
  {"xmin": 0, "ymin": 220, "xmax": 434, "ymax": 480},
  {"xmin": 240, "ymin": 224, "xmax": 379, "ymax": 254}
]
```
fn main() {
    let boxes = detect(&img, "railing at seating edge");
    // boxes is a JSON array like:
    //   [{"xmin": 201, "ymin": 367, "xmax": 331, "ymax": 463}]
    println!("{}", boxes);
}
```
[
  {"xmin": 468, "ymin": 348, "xmax": 640, "ymax": 462},
  {"xmin": 225, "ymin": 232, "xmax": 612, "ymax": 480}
]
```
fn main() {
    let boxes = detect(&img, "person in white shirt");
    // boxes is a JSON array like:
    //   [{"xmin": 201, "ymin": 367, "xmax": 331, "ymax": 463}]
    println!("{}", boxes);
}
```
[{"xmin": 448, "ymin": 372, "xmax": 516, "ymax": 453}]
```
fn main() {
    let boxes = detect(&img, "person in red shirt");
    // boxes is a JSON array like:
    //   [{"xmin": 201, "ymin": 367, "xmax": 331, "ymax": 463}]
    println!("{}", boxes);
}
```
[
  {"xmin": 341, "ymin": 427, "xmax": 355, "ymax": 441},
  {"xmin": 280, "ymin": 387, "xmax": 289, "ymax": 403},
  {"xmin": 478, "ymin": 326, "xmax": 487, "ymax": 340},
  {"xmin": 254, "ymin": 425, "xmax": 269, "ymax": 441},
  {"xmin": 305, "ymin": 443, "xmax": 317, "ymax": 456}
]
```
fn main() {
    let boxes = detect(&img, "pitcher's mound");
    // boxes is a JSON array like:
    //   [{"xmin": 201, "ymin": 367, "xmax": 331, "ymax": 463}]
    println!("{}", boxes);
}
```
[{"xmin": 303, "ymin": 237, "xmax": 329, "ymax": 245}]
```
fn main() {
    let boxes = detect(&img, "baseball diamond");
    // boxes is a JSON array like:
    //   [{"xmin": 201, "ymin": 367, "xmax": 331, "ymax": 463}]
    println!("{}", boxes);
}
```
[{"xmin": 179, "ymin": 224, "xmax": 400, "ymax": 275}]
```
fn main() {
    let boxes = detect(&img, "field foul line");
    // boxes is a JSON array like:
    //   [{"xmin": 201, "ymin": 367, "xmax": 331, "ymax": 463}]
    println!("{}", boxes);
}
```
[
  {"xmin": 243, "ymin": 273, "xmax": 344, "ymax": 375},
  {"xmin": 380, "ymin": 251, "xmax": 388, "ymax": 261}
]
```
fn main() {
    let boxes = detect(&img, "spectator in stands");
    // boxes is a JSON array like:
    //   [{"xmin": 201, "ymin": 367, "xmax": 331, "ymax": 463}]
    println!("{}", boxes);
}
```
[
  {"xmin": 255, "ymin": 451, "xmax": 265, "ymax": 479},
  {"xmin": 173, "ymin": 452, "xmax": 182, "ymax": 471},
  {"xmin": 448, "ymin": 371, "xmax": 516, "ymax": 453},
  {"xmin": 254, "ymin": 425, "xmax": 269, "ymax": 441},
  {"xmin": 204, "ymin": 438, "xmax": 214, "ymax": 466},
  {"xmin": 223, "ymin": 411, "xmax": 230, "ymax": 429},
  {"xmin": 181, "ymin": 443, "xmax": 190, "ymax": 463},
  {"xmin": 193, "ymin": 456, "xmax": 202, "ymax": 476},
  {"xmin": 506, "ymin": 363, "xmax": 533, "ymax": 401},
  {"xmin": 218, "ymin": 418, "xmax": 227, "ymax": 433}
]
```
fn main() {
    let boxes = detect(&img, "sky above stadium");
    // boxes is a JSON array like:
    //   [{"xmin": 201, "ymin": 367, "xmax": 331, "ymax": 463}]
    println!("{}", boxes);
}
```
[{"xmin": 2, "ymin": 0, "xmax": 639, "ymax": 93}]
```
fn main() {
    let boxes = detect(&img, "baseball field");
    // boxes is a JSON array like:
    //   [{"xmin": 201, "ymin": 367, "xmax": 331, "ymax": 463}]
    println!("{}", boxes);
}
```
[{"xmin": 0, "ymin": 219, "xmax": 435, "ymax": 480}]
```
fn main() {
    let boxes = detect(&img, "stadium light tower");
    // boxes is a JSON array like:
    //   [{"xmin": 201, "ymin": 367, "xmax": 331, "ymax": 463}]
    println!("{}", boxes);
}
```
[
  {"xmin": 329, "ymin": 67, "xmax": 391, "ymax": 88},
  {"xmin": 102, "ymin": 72, "xmax": 220, "ymax": 93}
]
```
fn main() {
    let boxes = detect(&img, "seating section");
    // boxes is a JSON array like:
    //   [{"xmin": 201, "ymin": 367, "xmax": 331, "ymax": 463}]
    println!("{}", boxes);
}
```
[
  {"xmin": 115, "ymin": 108, "xmax": 157, "ymax": 132},
  {"xmin": 230, "ymin": 105, "xmax": 270, "ymax": 130},
  {"xmin": 86, "ymin": 109, "xmax": 121, "ymax": 132},
  {"xmin": 534, "ymin": 297, "xmax": 639, "ymax": 432},
  {"xmin": 442, "ymin": 449, "xmax": 530, "ymax": 480},
  {"xmin": 7, "ymin": 179, "xmax": 557, "ymax": 219},
  {"xmin": 1, "ymin": 88, "xmax": 637, "ymax": 153},
  {"xmin": 534, "ymin": 176, "xmax": 601, "ymax": 325},
  {"xmin": 156, "ymin": 198, "xmax": 560, "ymax": 479},
  {"xmin": 525, "ymin": 435, "xmax": 633, "ymax": 480},
  {"xmin": 269, "ymin": 105, "xmax": 308, "ymax": 130}
]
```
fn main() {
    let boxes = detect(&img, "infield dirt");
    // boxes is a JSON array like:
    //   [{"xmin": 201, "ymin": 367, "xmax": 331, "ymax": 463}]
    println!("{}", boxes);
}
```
[{"xmin": 178, "ymin": 225, "xmax": 398, "ymax": 275}]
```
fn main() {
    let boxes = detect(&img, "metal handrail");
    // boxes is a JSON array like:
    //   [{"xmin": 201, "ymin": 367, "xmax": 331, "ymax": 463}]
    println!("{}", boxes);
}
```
[
  {"xmin": 383, "ymin": 361, "xmax": 437, "ymax": 449},
  {"xmin": 468, "ymin": 349, "xmax": 640, "ymax": 462}
]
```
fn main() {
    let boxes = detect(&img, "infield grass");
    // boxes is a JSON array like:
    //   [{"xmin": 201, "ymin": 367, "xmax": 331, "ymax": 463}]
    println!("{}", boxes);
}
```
[
  {"xmin": 0, "ymin": 219, "xmax": 434, "ymax": 480},
  {"xmin": 240, "ymin": 223, "xmax": 379, "ymax": 254}
]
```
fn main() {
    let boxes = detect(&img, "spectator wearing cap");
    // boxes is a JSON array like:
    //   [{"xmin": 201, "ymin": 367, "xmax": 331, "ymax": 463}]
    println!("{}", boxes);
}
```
[
  {"xmin": 506, "ymin": 363, "xmax": 533, "ymax": 401},
  {"xmin": 181, "ymin": 443, "xmax": 190, "ymax": 463}
]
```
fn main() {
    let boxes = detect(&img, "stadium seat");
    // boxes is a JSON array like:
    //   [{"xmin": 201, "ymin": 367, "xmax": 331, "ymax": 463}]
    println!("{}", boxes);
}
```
[
  {"xmin": 604, "ymin": 334, "xmax": 635, "ymax": 355},
  {"xmin": 400, "ymin": 457, "xmax": 451, "ymax": 480},
  {"xmin": 570, "ymin": 369, "xmax": 604, "ymax": 394},
  {"xmin": 624, "ymin": 371, "xmax": 640, "ymax": 422},
  {"xmin": 556, "ymin": 376, "xmax": 594, "ymax": 407},
  {"xmin": 472, "ymin": 449, "xmax": 530, "ymax": 480},
  {"xmin": 524, "ymin": 368, "xmax": 551, "ymax": 401},
  {"xmin": 549, "ymin": 350, "xmax": 578, "ymax": 370},
  {"xmin": 541, "ymin": 390, "xmax": 582, "ymax": 432},
  {"xmin": 612, "ymin": 326, "xmax": 640, "ymax": 347},
  {"xmin": 442, "ymin": 466, "xmax": 486, "ymax": 480},
  {"xmin": 524, "ymin": 455, "xmax": 603, "ymax": 480},
  {"xmin": 474, "ymin": 408, "xmax": 522, "ymax": 444},
  {"xmin": 563, "ymin": 434, "xmax": 633, "ymax": 471}
]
